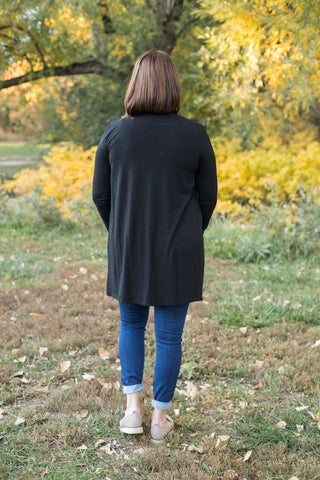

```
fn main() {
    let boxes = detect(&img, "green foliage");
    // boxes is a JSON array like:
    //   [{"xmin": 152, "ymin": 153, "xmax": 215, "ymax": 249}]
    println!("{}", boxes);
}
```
[{"xmin": 206, "ymin": 193, "xmax": 320, "ymax": 263}]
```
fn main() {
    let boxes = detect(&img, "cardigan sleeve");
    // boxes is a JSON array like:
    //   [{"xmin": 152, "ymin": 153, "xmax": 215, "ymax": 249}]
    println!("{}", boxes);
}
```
[
  {"xmin": 195, "ymin": 125, "xmax": 218, "ymax": 231},
  {"xmin": 92, "ymin": 122, "xmax": 116, "ymax": 230}
]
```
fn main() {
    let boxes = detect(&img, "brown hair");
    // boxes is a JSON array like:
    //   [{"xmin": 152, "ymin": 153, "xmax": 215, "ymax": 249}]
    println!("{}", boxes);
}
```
[{"xmin": 123, "ymin": 49, "xmax": 181, "ymax": 117}]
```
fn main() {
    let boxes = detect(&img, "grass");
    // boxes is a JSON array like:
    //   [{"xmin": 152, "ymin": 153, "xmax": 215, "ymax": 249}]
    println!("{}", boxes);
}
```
[
  {"xmin": 1, "ymin": 199, "xmax": 320, "ymax": 479},
  {"xmin": 0, "ymin": 142, "xmax": 51, "ymax": 180}
]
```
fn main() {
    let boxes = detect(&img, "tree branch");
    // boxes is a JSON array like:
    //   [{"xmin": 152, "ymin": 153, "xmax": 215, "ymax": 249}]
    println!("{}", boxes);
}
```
[
  {"xmin": 0, "ymin": 59, "xmax": 126, "ymax": 90},
  {"xmin": 14, "ymin": 25, "xmax": 48, "ymax": 68},
  {"xmin": 176, "ymin": 16, "xmax": 199, "ymax": 39}
]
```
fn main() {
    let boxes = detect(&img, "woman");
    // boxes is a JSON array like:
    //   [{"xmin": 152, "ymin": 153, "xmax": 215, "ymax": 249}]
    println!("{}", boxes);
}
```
[{"xmin": 92, "ymin": 49, "xmax": 217, "ymax": 444}]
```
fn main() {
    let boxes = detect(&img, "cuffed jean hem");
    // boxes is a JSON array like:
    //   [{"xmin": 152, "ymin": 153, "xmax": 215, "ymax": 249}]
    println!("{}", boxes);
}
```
[
  {"xmin": 152, "ymin": 398, "xmax": 172, "ymax": 410},
  {"xmin": 122, "ymin": 383, "xmax": 143, "ymax": 394}
]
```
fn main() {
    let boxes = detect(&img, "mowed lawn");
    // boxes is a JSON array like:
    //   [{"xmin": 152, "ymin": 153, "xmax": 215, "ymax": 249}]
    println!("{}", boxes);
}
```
[{"xmin": 0, "ymin": 208, "xmax": 319, "ymax": 479}]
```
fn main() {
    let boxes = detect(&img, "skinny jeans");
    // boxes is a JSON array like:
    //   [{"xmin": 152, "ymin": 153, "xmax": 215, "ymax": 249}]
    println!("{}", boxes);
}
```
[{"xmin": 118, "ymin": 301, "xmax": 189, "ymax": 410}]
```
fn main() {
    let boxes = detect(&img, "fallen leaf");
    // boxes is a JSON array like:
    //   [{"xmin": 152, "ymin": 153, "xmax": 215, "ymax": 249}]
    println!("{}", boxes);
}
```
[
  {"xmin": 39, "ymin": 347, "xmax": 48, "ymax": 357},
  {"xmin": 41, "ymin": 468, "xmax": 48, "ymax": 476},
  {"xmin": 79, "ymin": 267, "xmax": 87, "ymax": 275},
  {"xmin": 98, "ymin": 444, "xmax": 113, "ymax": 455},
  {"xmin": 59, "ymin": 361, "xmax": 70, "ymax": 372},
  {"xmin": 76, "ymin": 444, "xmax": 87, "ymax": 450},
  {"xmin": 275, "ymin": 420, "xmax": 286, "ymax": 429},
  {"xmin": 11, "ymin": 348, "xmax": 20, "ymax": 357},
  {"xmin": 239, "ymin": 326, "xmax": 248, "ymax": 334},
  {"xmin": 186, "ymin": 444, "xmax": 203, "ymax": 453},
  {"xmin": 311, "ymin": 339, "xmax": 320, "ymax": 349},
  {"xmin": 61, "ymin": 284, "xmax": 69, "ymax": 291},
  {"xmin": 77, "ymin": 410, "xmax": 88, "ymax": 420},
  {"xmin": 292, "ymin": 302, "xmax": 302, "ymax": 309},
  {"xmin": 18, "ymin": 356, "xmax": 26, "ymax": 363},
  {"xmin": 215, "ymin": 435, "xmax": 230, "ymax": 449},
  {"xmin": 296, "ymin": 405, "xmax": 309, "ymax": 411},
  {"xmin": 29, "ymin": 312, "xmax": 42, "ymax": 317},
  {"xmin": 113, "ymin": 381, "xmax": 120, "ymax": 390},
  {"xmin": 11, "ymin": 370, "xmax": 24, "ymax": 378},
  {"xmin": 99, "ymin": 348, "xmax": 110, "ymax": 360},
  {"xmin": 14, "ymin": 415, "xmax": 25, "ymax": 425},
  {"xmin": 20, "ymin": 377, "xmax": 30, "ymax": 384},
  {"xmin": 296, "ymin": 424, "xmax": 304, "ymax": 432},
  {"xmin": 95, "ymin": 439, "xmax": 107, "ymax": 448},
  {"xmin": 69, "ymin": 349, "xmax": 78, "ymax": 356},
  {"xmin": 243, "ymin": 450, "xmax": 252, "ymax": 462},
  {"xmin": 174, "ymin": 409, "xmax": 180, "ymax": 416},
  {"xmin": 185, "ymin": 381, "xmax": 198, "ymax": 398},
  {"xmin": 82, "ymin": 373, "xmax": 95, "ymax": 381}
]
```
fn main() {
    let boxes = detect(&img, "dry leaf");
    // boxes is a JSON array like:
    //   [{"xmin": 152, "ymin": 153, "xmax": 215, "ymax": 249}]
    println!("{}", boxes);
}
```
[
  {"xmin": 174, "ymin": 409, "xmax": 180, "ymax": 416},
  {"xmin": 41, "ymin": 468, "xmax": 48, "ymax": 476},
  {"xmin": 20, "ymin": 377, "xmax": 30, "ymax": 384},
  {"xmin": 61, "ymin": 284, "xmax": 69, "ymax": 291},
  {"xmin": 296, "ymin": 405, "xmax": 309, "ymax": 411},
  {"xmin": 243, "ymin": 450, "xmax": 252, "ymax": 462},
  {"xmin": 0, "ymin": 409, "xmax": 5, "ymax": 418},
  {"xmin": 215, "ymin": 435, "xmax": 230, "ymax": 449},
  {"xmin": 11, "ymin": 348, "xmax": 21, "ymax": 357},
  {"xmin": 59, "ymin": 361, "xmax": 70, "ymax": 372},
  {"xmin": 187, "ymin": 444, "xmax": 203, "ymax": 454},
  {"xmin": 82, "ymin": 373, "xmax": 95, "ymax": 381},
  {"xmin": 98, "ymin": 444, "xmax": 112, "ymax": 455},
  {"xmin": 69, "ymin": 349, "xmax": 78, "ymax": 356},
  {"xmin": 14, "ymin": 415, "xmax": 25, "ymax": 425},
  {"xmin": 11, "ymin": 370, "xmax": 24, "ymax": 378},
  {"xmin": 311, "ymin": 339, "xmax": 320, "ymax": 349},
  {"xmin": 288, "ymin": 477, "xmax": 300, "ymax": 480},
  {"xmin": 275, "ymin": 420, "xmax": 286, "ymax": 429},
  {"xmin": 76, "ymin": 444, "xmax": 87, "ymax": 450},
  {"xmin": 29, "ymin": 312, "xmax": 42, "ymax": 316},
  {"xmin": 185, "ymin": 381, "xmax": 198, "ymax": 398},
  {"xmin": 113, "ymin": 381, "xmax": 120, "ymax": 390},
  {"xmin": 99, "ymin": 347, "xmax": 110, "ymax": 360},
  {"xmin": 39, "ymin": 347, "xmax": 48, "ymax": 357},
  {"xmin": 296, "ymin": 424, "xmax": 304, "ymax": 432},
  {"xmin": 95, "ymin": 439, "xmax": 107, "ymax": 448},
  {"xmin": 292, "ymin": 302, "xmax": 302, "ymax": 309},
  {"xmin": 18, "ymin": 356, "xmax": 26, "ymax": 363},
  {"xmin": 79, "ymin": 267, "xmax": 87, "ymax": 275},
  {"xmin": 239, "ymin": 326, "xmax": 248, "ymax": 334}
]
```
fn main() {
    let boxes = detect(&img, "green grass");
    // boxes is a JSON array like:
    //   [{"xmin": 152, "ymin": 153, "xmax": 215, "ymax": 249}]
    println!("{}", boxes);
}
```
[
  {"xmin": 1, "ymin": 198, "xmax": 320, "ymax": 479},
  {"xmin": 0, "ymin": 141, "xmax": 51, "ymax": 180}
]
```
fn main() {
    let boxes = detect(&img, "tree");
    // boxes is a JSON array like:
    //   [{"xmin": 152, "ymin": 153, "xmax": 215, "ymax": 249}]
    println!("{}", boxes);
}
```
[{"xmin": 0, "ymin": 0, "xmax": 199, "ymax": 90}]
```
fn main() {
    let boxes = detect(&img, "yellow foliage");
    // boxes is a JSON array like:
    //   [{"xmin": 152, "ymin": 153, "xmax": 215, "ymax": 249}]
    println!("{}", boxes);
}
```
[
  {"xmin": 5, "ymin": 142, "xmax": 96, "ymax": 220},
  {"xmin": 215, "ymin": 132, "xmax": 320, "ymax": 216},
  {"xmin": 3, "ymin": 133, "xmax": 320, "ymax": 221}
]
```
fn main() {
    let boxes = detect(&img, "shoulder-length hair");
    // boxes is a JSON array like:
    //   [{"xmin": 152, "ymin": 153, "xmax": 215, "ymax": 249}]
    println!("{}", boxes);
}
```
[{"xmin": 123, "ymin": 49, "xmax": 181, "ymax": 117}]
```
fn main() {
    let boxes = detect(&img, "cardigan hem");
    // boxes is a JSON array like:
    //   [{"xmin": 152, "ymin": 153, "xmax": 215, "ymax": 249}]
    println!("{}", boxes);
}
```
[{"xmin": 106, "ymin": 291, "xmax": 203, "ymax": 307}]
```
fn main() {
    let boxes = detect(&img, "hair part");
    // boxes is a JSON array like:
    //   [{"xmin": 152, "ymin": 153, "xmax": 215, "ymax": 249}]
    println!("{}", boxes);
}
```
[{"xmin": 123, "ymin": 49, "xmax": 181, "ymax": 117}]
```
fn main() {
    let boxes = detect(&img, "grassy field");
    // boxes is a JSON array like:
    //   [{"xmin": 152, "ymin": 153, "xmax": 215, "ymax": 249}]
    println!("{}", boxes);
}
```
[
  {"xmin": 0, "ymin": 142, "xmax": 51, "ymax": 180},
  {"xmin": 1, "ymin": 196, "xmax": 320, "ymax": 479}
]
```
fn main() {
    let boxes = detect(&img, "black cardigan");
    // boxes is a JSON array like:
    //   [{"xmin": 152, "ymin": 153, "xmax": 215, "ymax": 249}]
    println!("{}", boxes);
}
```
[{"xmin": 92, "ymin": 112, "xmax": 217, "ymax": 306}]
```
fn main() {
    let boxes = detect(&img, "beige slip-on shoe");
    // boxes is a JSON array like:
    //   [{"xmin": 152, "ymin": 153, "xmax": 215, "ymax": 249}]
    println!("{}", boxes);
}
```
[
  {"xmin": 150, "ymin": 414, "xmax": 174, "ymax": 445},
  {"xmin": 119, "ymin": 410, "xmax": 143, "ymax": 434}
]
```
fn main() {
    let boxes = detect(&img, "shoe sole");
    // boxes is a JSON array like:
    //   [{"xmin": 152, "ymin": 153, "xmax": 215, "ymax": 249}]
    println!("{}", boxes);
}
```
[
  {"xmin": 150, "ymin": 427, "xmax": 174, "ymax": 445},
  {"xmin": 119, "ymin": 426, "xmax": 143, "ymax": 434}
]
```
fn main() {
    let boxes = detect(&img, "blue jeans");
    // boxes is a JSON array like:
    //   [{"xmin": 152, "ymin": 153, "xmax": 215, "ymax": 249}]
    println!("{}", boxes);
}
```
[{"xmin": 118, "ymin": 302, "xmax": 189, "ymax": 410}]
